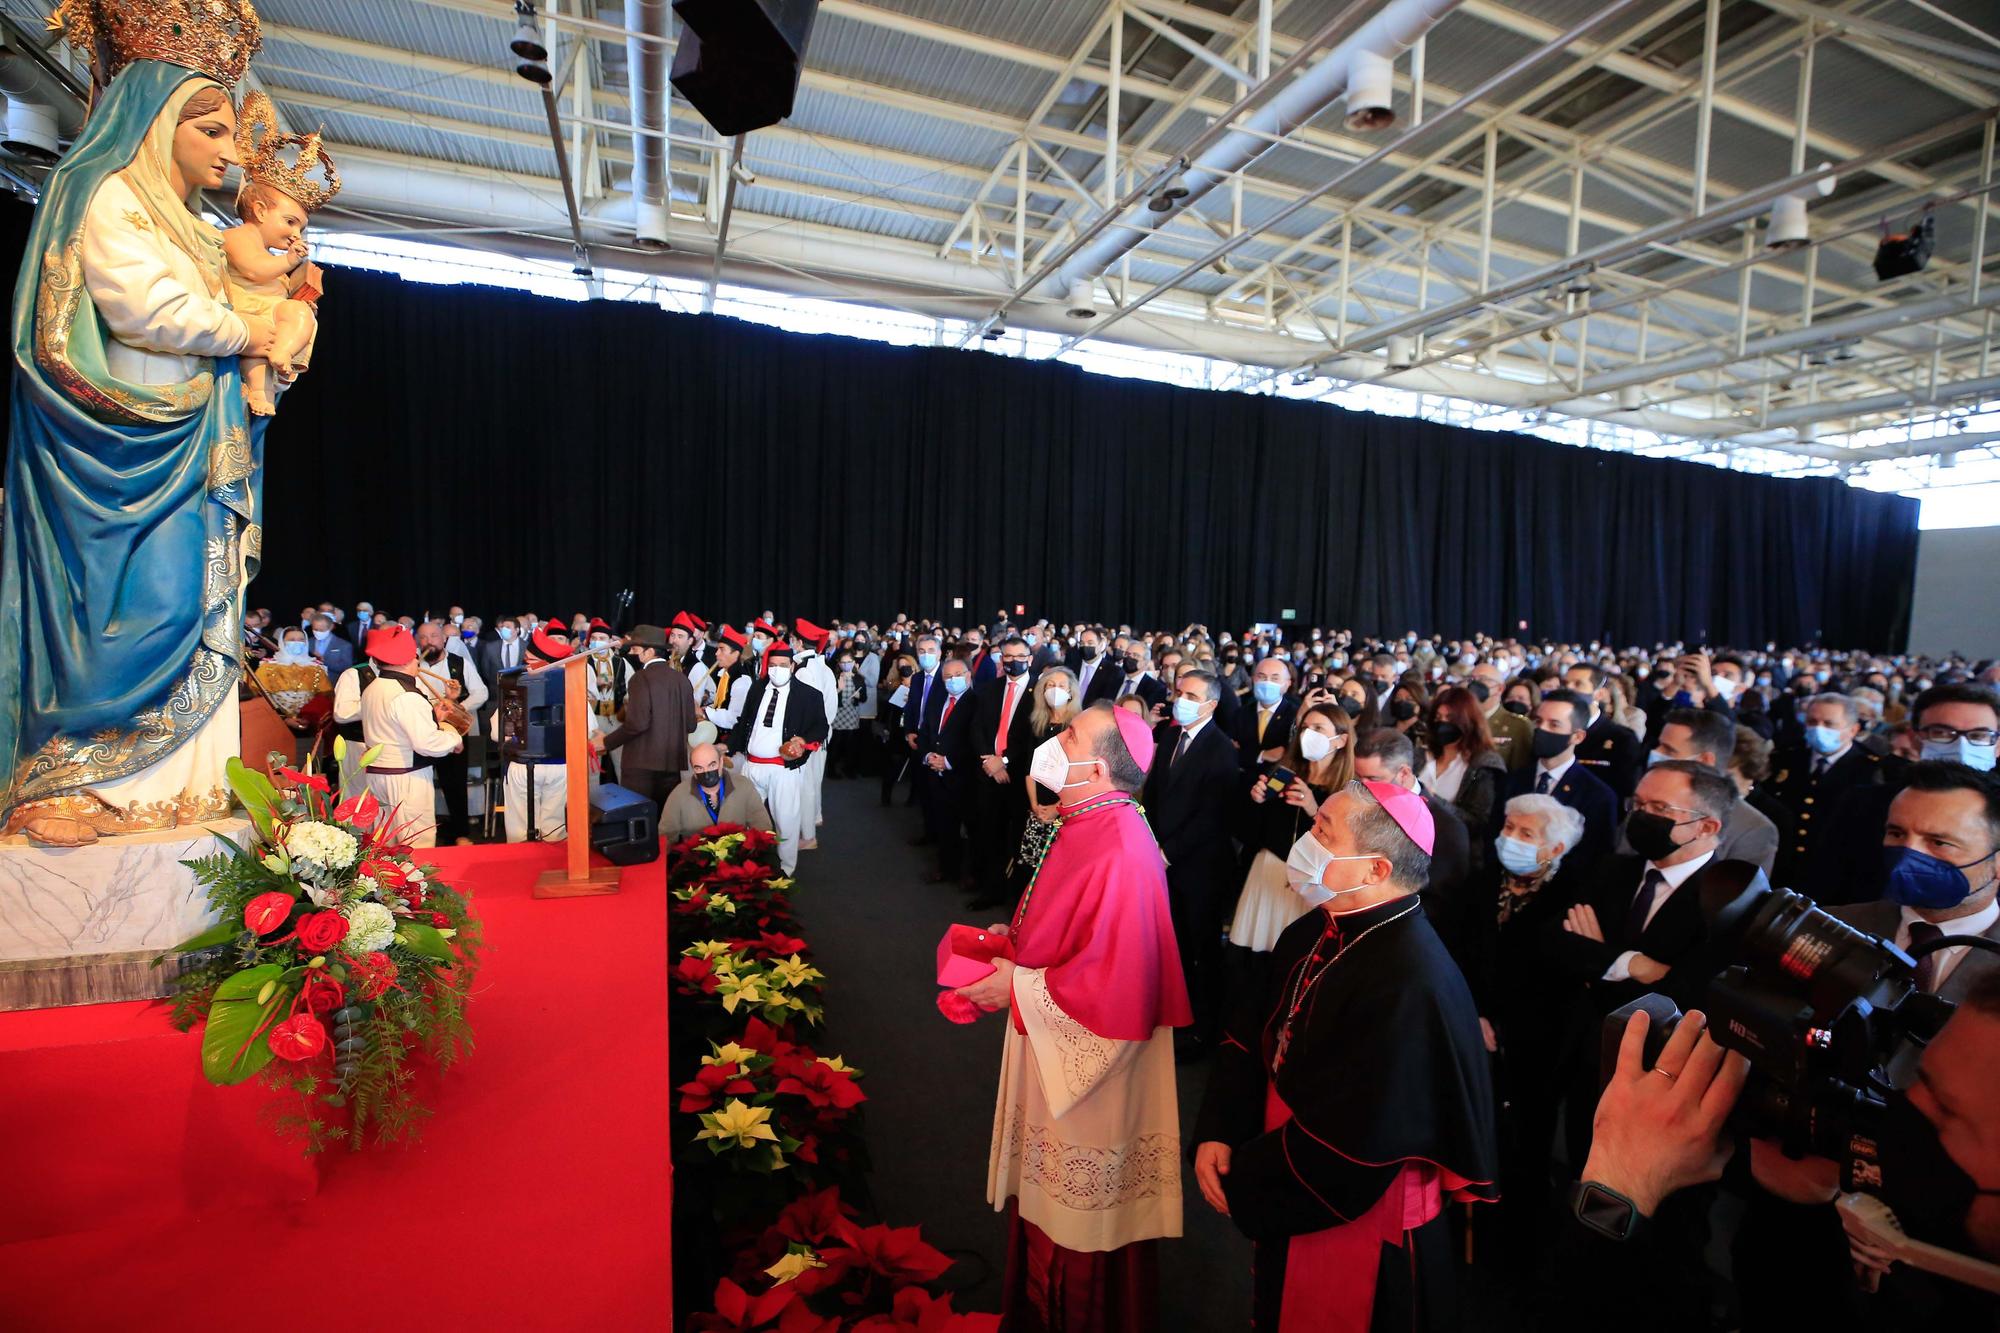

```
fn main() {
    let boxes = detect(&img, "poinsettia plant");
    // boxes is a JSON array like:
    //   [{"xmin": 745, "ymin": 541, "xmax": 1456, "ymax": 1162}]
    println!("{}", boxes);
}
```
[
  {"xmin": 670, "ymin": 825, "xmax": 797, "ymax": 945},
  {"xmin": 676, "ymin": 941, "xmax": 827, "ymax": 1030},
  {"xmin": 154, "ymin": 747, "xmax": 480, "ymax": 1151},
  {"xmin": 679, "ymin": 1017, "xmax": 864, "ymax": 1177}
]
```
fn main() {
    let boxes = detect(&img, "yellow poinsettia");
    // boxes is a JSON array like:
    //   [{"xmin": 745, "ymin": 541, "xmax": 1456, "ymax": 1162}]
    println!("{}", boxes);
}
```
[
  {"xmin": 697, "ymin": 1099, "xmax": 777, "ymax": 1150},
  {"xmin": 705, "ymin": 896, "xmax": 739, "ymax": 917},
  {"xmin": 717, "ymin": 972, "xmax": 767, "ymax": 1014},
  {"xmin": 765, "ymin": 1248, "xmax": 827, "ymax": 1286},
  {"xmin": 768, "ymin": 875, "xmax": 795, "ymax": 892},
  {"xmin": 816, "ymin": 1054, "xmax": 861, "ymax": 1076},
  {"xmin": 703, "ymin": 1041, "xmax": 758, "ymax": 1067},
  {"xmin": 697, "ymin": 831, "xmax": 748, "ymax": 860},
  {"xmin": 684, "ymin": 940, "xmax": 734, "ymax": 960},
  {"xmin": 768, "ymin": 954, "xmax": 824, "ymax": 989}
]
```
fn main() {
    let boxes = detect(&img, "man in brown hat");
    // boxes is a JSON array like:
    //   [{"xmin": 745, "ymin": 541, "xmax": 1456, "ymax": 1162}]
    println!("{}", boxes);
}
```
[{"xmin": 603, "ymin": 623, "xmax": 697, "ymax": 810}]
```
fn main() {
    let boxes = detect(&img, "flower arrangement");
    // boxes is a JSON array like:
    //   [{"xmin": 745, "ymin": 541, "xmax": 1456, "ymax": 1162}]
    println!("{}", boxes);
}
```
[
  {"xmin": 670, "ymin": 825, "xmax": 797, "ymax": 943},
  {"xmin": 679, "ymin": 1016, "xmax": 863, "ymax": 1176},
  {"xmin": 689, "ymin": 1188, "xmax": 997, "ymax": 1333},
  {"xmin": 676, "ymin": 941, "xmax": 826, "ymax": 1029},
  {"xmin": 156, "ymin": 752, "xmax": 480, "ymax": 1151}
]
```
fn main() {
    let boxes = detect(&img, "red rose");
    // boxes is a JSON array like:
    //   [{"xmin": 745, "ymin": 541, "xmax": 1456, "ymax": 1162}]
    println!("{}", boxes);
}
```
[
  {"xmin": 294, "ymin": 911, "xmax": 348, "ymax": 952},
  {"xmin": 428, "ymin": 910, "xmax": 450, "ymax": 928},
  {"xmin": 347, "ymin": 950, "xmax": 399, "ymax": 1000},
  {"xmin": 267, "ymin": 1014, "xmax": 327, "ymax": 1062},
  {"xmin": 244, "ymin": 891, "xmax": 294, "ymax": 935},
  {"xmin": 301, "ymin": 975, "xmax": 345, "ymax": 1014}
]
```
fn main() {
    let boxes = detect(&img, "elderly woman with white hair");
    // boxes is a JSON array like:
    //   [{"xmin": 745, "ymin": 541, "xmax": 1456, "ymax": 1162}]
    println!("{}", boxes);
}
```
[{"xmin": 1482, "ymin": 791, "xmax": 1588, "ymax": 1263}]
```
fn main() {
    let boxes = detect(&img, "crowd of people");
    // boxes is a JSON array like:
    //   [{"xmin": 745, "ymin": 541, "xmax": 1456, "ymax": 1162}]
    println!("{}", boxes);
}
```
[{"xmin": 241, "ymin": 600, "xmax": 2000, "ymax": 1328}]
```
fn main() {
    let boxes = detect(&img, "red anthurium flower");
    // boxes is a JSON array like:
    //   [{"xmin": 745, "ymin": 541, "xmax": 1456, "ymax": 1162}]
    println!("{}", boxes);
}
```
[
  {"xmin": 267, "ymin": 1014, "xmax": 327, "ymax": 1062},
  {"xmin": 776, "ymin": 1061, "xmax": 865, "ymax": 1112},
  {"xmin": 276, "ymin": 766, "xmax": 330, "ymax": 793},
  {"xmin": 244, "ymin": 891, "xmax": 294, "ymax": 935},
  {"xmin": 333, "ymin": 789, "xmax": 381, "ymax": 825},
  {"xmin": 360, "ymin": 856, "xmax": 409, "ymax": 890},
  {"xmin": 686, "ymin": 1277, "xmax": 797, "ymax": 1332}
]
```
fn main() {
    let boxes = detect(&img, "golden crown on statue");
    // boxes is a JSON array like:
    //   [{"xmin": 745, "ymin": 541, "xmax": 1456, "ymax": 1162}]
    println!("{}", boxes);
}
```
[
  {"xmin": 236, "ymin": 91, "xmax": 340, "ymax": 211},
  {"xmin": 52, "ymin": 0, "xmax": 263, "ymax": 90}
]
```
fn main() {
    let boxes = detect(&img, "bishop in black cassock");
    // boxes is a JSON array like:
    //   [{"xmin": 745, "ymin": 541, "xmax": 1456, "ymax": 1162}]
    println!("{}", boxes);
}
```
[{"xmin": 1194, "ymin": 779, "xmax": 1498, "ymax": 1332}]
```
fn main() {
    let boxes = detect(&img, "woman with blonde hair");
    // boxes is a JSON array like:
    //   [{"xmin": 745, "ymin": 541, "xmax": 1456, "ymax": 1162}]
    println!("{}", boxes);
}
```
[
  {"xmin": 1003, "ymin": 667, "xmax": 1085, "ymax": 904},
  {"xmin": 1225, "ymin": 702, "xmax": 1357, "ymax": 964}
]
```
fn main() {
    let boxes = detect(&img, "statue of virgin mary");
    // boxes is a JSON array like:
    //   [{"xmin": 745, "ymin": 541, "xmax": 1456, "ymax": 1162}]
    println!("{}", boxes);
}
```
[{"xmin": 1, "ymin": 1, "xmax": 278, "ymax": 845}]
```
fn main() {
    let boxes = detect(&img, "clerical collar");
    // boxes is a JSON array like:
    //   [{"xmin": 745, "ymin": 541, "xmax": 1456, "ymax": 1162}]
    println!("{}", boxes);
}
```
[
  {"xmin": 1321, "ymin": 893, "xmax": 1417, "ymax": 936},
  {"xmin": 1057, "ymin": 790, "xmax": 1132, "ymax": 818}
]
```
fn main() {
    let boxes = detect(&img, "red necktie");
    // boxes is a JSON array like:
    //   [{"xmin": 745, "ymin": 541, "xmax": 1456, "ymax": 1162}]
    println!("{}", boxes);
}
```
[
  {"xmin": 996, "ymin": 680, "xmax": 1017, "ymax": 755},
  {"xmin": 941, "ymin": 697, "xmax": 956, "ymax": 728}
]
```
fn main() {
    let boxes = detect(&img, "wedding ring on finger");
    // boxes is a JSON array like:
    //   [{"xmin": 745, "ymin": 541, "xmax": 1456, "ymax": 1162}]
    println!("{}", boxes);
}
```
[{"xmin": 1650, "ymin": 1066, "xmax": 1679, "ymax": 1081}]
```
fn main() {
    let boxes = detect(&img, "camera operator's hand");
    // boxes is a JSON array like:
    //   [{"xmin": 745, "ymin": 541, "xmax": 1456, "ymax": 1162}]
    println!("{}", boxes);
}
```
[
  {"xmin": 1748, "ymin": 1138, "xmax": 1839, "ymax": 1206},
  {"xmin": 1581, "ymin": 1008, "xmax": 1750, "ymax": 1217}
]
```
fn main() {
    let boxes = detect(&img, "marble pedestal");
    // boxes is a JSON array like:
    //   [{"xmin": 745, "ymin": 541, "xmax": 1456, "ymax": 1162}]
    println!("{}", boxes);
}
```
[{"xmin": 0, "ymin": 819, "xmax": 250, "ymax": 1011}]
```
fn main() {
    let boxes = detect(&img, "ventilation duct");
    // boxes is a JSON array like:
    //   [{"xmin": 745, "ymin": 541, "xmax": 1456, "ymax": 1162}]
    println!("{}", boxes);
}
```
[
  {"xmin": 625, "ymin": 0, "xmax": 672, "ymax": 248},
  {"xmin": 1766, "ymin": 169, "xmax": 1834, "ymax": 250}
]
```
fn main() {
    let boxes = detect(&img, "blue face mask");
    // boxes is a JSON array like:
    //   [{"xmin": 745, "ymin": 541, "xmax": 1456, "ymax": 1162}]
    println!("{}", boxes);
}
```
[
  {"xmin": 497, "ymin": 626, "xmax": 516, "ymax": 642},
  {"xmin": 1253, "ymin": 680, "xmax": 1284, "ymax": 707},
  {"xmin": 1645, "ymin": 749, "xmax": 1670, "ymax": 767},
  {"xmin": 1922, "ymin": 737, "xmax": 1998, "ymax": 772},
  {"xmin": 1671, "ymin": 689, "xmax": 1696, "ymax": 709},
  {"xmin": 1883, "ymin": 844, "xmax": 1997, "ymax": 910},
  {"xmin": 462, "ymin": 629, "xmax": 477, "ymax": 641},
  {"xmin": 1495, "ymin": 835, "xmax": 1544, "ymax": 878},
  {"xmin": 1025, "ymin": 633, "xmax": 1038, "ymax": 647},
  {"xmin": 1172, "ymin": 698, "xmax": 1203, "ymax": 727},
  {"xmin": 1806, "ymin": 725, "xmax": 1845, "ymax": 755},
  {"xmin": 918, "ymin": 651, "xmax": 941, "ymax": 673},
  {"xmin": 943, "ymin": 675, "xmax": 970, "ymax": 698}
]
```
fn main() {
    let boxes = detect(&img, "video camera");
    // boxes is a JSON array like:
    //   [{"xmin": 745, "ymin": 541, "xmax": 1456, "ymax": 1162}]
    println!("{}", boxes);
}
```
[{"xmin": 1604, "ymin": 868, "xmax": 1973, "ymax": 1189}]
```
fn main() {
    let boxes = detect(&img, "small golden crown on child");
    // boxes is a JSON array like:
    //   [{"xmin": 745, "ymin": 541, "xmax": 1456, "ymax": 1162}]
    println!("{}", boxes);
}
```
[
  {"xmin": 52, "ymin": 0, "xmax": 263, "ymax": 90},
  {"xmin": 236, "ymin": 91, "xmax": 340, "ymax": 212}
]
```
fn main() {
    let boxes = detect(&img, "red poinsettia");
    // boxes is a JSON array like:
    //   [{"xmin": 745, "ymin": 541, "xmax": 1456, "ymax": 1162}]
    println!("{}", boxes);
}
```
[
  {"xmin": 244, "ymin": 891, "xmax": 294, "ymax": 935},
  {"xmin": 850, "ymin": 1289, "xmax": 999, "ymax": 1332},
  {"xmin": 677, "ymin": 1061, "xmax": 757, "ymax": 1113},
  {"xmin": 819, "ymin": 1223, "xmax": 953, "ymax": 1288},
  {"xmin": 687, "ymin": 1278, "xmax": 798, "ymax": 1332},
  {"xmin": 674, "ymin": 956, "xmax": 721, "ymax": 995},
  {"xmin": 772, "ymin": 1187, "xmax": 858, "ymax": 1247},
  {"xmin": 267, "ymin": 1014, "xmax": 327, "ymax": 1062},
  {"xmin": 775, "ymin": 1059, "xmax": 865, "ymax": 1112}
]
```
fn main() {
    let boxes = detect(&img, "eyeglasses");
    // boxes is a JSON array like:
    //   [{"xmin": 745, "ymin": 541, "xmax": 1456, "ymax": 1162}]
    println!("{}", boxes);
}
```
[
  {"xmin": 1623, "ymin": 797, "xmax": 1705, "ymax": 821},
  {"xmin": 1916, "ymin": 724, "xmax": 1999, "ymax": 746}
]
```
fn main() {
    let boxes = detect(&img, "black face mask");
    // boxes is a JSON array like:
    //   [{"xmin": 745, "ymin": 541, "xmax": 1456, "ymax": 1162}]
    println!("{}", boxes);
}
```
[
  {"xmin": 1530, "ymin": 729, "xmax": 1573, "ymax": 761},
  {"xmin": 1121, "ymin": 656, "xmax": 1141, "ymax": 675},
  {"xmin": 1081, "ymin": 644, "xmax": 1100, "ymax": 661},
  {"xmin": 1338, "ymin": 695, "xmax": 1364, "ymax": 718},
  {"xmin": 1003, "ymin": 659, "xmax": 1030, "ymax": 677},
  {"xmin": 1468, "ymin": 681, "xmax": 1492, "ymax": 704},
  {"xmin": 1389, "ymin": 699, "xmax": 1418, "ymax": 722},
  {"xmin": 1624, "ymin": 809, "xmax": 1695, "ymax": 862},
  {"xmin": 899, "ymin": 664, "xmax": 914, "ymax": 678},
  {"xmin": 1502, "ymin": 698, "xmax": 1531, "ymax": 716},
  {"xmin": 1433, "ymin": 721, "xmax": 1464, "ymax": 746},
  {"xmin": 695, "ymin": 770, "xmax": 723, "ymax": 790},
  {"xmin": 1875, "ymin": 1090, "xmax": 1999, "ymax": 1251}
]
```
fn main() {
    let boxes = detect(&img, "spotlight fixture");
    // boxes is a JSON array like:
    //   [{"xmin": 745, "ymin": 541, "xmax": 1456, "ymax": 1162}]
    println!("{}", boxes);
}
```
[
  {"xmin": 1148, "ymin": 161, "xmax": 1191, "ymax": 213},
  {"xmin": 1291, "ymin": 370, "xmax": 1314, "ymax": 386},
  {"xmin": 1064, "ymin": 278, "xmax": 1096, "ymax": 320},
  {"xmin": 1617, "ymin": 385, "xmax": 1643, "ymax": 411},
  {"xmin": 1343, "ymin": 50, "xmax": 1395, "ymax": 132},
  {"xmin": 729, "ymin": 159, "xmax": 758, "ymax": 188},
  {"xmin": 1564, "ymin": 264, "xmax": 1595, "ymax": 296},
  {"xmin": 982, "ymin": 314, "xmax": 1007, "ymax": 341},
  {"xmin": 1384, "ymin": 334, "xmax": 1416, "ymax": 369},
  {"xmin": 1766, "ymin": 170, "xmax": 1835, "ymax": 250}
]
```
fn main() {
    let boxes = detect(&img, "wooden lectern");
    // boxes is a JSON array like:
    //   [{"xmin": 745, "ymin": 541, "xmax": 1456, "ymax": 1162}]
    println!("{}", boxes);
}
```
[{"xmin": 529, "ymin": 650, "xmax": 623, "ymax": 898}]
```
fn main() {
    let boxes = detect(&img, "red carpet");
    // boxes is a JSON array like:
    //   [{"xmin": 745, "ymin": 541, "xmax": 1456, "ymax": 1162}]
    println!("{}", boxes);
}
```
[{"xmin": 0, "ymin": 843, "xmax": 672, "ymax": 1331}]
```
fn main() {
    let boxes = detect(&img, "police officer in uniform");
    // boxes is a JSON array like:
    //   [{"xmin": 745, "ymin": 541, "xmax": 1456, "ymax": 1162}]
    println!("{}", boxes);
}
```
[
  {"xmin": 1564, "ymin": 662, "xmax": 1644, "ymax": 800},
  {"xmin": 1762, "ymin": 691, "xmax": 1885, "ymax": 892}
]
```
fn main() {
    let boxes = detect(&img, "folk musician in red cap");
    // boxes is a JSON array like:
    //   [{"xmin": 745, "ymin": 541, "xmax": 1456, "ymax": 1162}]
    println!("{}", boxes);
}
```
[
  {"xmin": 357, "ymin": 623, "xmax": 466, "ymax": 848},
  {"xmin": 791, "ymin": 618, "xmax": 839, "ymax": 849}
]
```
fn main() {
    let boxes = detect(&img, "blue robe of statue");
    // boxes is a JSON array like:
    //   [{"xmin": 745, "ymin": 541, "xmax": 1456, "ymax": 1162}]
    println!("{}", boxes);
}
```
[{"xmin": 1, "ymin": 61, "xmax": 267, "ymax": 830}]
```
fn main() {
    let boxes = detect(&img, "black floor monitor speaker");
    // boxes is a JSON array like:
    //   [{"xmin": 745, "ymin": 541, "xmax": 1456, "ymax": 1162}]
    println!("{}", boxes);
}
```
[
  {"xmin": 670, "ymin": 0, "xmax": 819, "ymax": 136},
  {"xmin": 590, "ymin": 782, "xmax": 660, "ymax": 865}
]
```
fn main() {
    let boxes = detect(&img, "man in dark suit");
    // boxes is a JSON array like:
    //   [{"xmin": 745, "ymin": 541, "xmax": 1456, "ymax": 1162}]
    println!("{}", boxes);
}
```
[
  {"xmin": 1763, "ymin": 691, "xmax": 1888, "ymax": 893},
  {"xmin": 1229, "ymin": 656, "xmax": 1298, "ymax": 776},
  {"xmin": 1070, "ymin": 626, "xmax": 1119, "ymax": 706},
  {"xmin": 1141, "ymin": 667, "xmax": 1241, "ymax": 1055},
  {"xmin": 962, "ymin": 628, "xmax": 998, "ymax": 685},
  {"xmin": 966, "ymin": 638, "xmax": 1039, "ymax": 909},
  {"xmin": 309, "ymin": 612, "xmax": 354, "ymax": 678},
  {"xmin": 603, "ymin": 623, "xmax": 697, "ymax": 812},
  {"xmin": 476, "ymin": 616, "xmax": 526, "ymax": 735},
  {"xmin": 1508, "ymin": 689, "xmax": 1619, "ymax": 871},
  {"xmin": 1540, "ymin": 759, "xmax": 1746, "ymax": 1162},
  {"xmin": 1565, "ymin": 663, "xmax": 1644, "ymax": 799},
  {"xmin": 1354, "ymin": 727, "xmax": 1473, "ymax": 977},
  {"xmin": 912, "ymin": 659, "xmax": 978, "ymax": 884},
  {"xmin": 1640, "ymin": 708, "xmax": 1779, "ymax": 875},
  {"xmin": 726, "ymin": 642, "xmax": 829, "ymax": 874},
  {"xmin": 1111, "ymin": 638, "xmax": 1168, "ymax": 714},
  {"xmin": 901, "ymin": 633, "xmax": 947, "ymax": 821}
]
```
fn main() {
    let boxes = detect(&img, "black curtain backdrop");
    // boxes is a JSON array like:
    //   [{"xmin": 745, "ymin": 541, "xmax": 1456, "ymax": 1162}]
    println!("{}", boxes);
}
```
[{"xmin": 1, "ymin": 198, "xmax": 1920, "ymax": 648}]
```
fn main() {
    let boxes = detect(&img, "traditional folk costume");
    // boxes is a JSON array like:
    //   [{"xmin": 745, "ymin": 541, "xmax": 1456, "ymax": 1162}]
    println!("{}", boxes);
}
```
[
  {"xmin": 492, "ymin": 627, "xmax": 576, "ymax": 843},
  {"xmin": 791, "ymin": 618, "xmax": 839, "ymax": 848},
  {"xmin": 696, "ymin": 625, "xmax": 751, "ymax": 739},
  {"xmin": 670, "ymin": 611, "xmax": 713, "ymax": 696},
  {"xmin": 1194, "ymin": 782, "xmax": 1499, "ymax": 1333},
  {"xmin": 330, "ymin": 663, "xmax": 375, "ymax": 800},
  {"xmin": 986, "ymin": 709, "xmax": 1192, "ymax": 1333},
  {"xmin": 724, "ymin": 643, "xmax": 827, "ymax": 873},
  {"xmin": 357, "ymin": 626, "xmax": 462, "ymax": 849},
  {"xmin": 253, "ymin": 650, "xmax": 330, "ymax": 719}
]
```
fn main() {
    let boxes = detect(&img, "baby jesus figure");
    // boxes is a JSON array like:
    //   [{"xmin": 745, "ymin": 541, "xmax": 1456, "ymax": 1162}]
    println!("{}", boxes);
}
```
[
  {"xmin": 222, "ymin": 180, "xmax": 318, "ymax": 415},
  {"xmin": 224, "ymin": 94, "xmax": 339, "ymax": 416}
]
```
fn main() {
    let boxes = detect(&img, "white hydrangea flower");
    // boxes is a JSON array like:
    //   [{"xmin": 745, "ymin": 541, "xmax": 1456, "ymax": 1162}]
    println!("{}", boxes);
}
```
[
  {"xmin": 284, "ymin": 821, "xmax": 359, "ymax": 870},
  {"xmin": 343, "ymin": 901, "xmax": 398, "ymax": 953}
]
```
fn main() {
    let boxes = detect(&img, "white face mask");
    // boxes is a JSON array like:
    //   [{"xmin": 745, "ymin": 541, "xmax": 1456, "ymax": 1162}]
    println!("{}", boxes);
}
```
[
  {"xmin": 281, "ymin": 640, "xmax": 308, "ymax": 659},
  {"xmin": 1028, "ymin": 734, "xmax": 1096, "ymax": 793},
  {"xmin": 1285, "ymin": 831, "xmax": 1381, "ymax": 909},
  {"xmin": 1297, "ymin": 728, "xmax": 1337, "ymax": 763},
  {"xmin": 1043, "ymin": 687, "xmax": 1072, "ymax": 710},
  {"xmin": 767, "ymin": 666, "xmax": 793, "ymax": 686}
]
